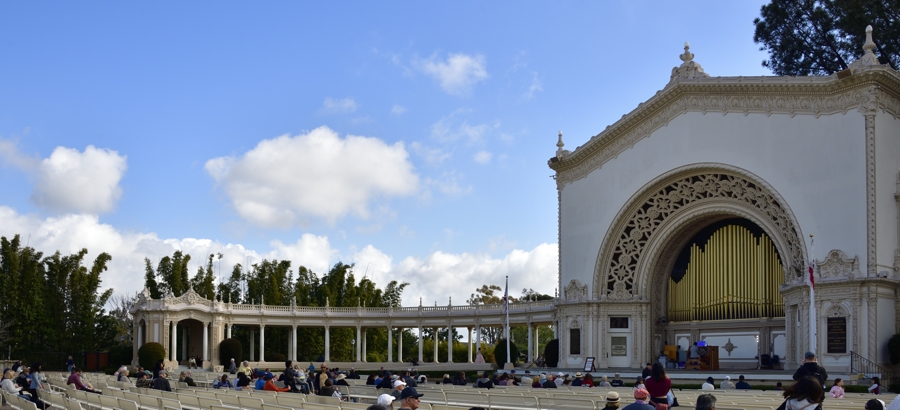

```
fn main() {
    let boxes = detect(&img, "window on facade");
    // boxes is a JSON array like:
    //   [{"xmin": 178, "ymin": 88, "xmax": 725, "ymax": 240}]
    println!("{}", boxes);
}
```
[
  {"xmin": 570, "ymin": 329, "xmax": 581, "ymax": 355},
  {"xmin": 610, "ymin": 317, "xmax": 629, "ymax": 329}
]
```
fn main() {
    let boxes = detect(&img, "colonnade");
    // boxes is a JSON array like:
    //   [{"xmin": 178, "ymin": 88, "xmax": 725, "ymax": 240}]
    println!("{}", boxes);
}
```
[{"xmin": 142, "ymin": 320, "xmax": 548, "ymax": 365}]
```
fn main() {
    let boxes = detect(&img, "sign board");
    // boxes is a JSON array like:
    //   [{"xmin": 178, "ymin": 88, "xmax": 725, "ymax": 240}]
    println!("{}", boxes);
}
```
[
  {"xmin": 827, "ymin": 317, "xmax": 847, "ymax": 353},
  {"xmin": 611, "ymin": 337, "xmax": 627, "ymax": 356},
  {"xmin": 583, "ymin": 357, "xmax": 596, "ymax": 372}
]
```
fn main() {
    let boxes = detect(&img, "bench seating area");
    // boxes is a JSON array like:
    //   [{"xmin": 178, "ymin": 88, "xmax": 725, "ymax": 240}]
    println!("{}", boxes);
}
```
[{"xmin": 0, "ymin": 371, "xmax": 890, "ymax": 410}]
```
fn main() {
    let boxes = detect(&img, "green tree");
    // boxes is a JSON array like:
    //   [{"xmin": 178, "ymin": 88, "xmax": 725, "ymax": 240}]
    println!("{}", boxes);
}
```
[
  {"xmin": 143, "ymin": 258, "xmax": 161, "ymax": 299},
  {"xmin": 753, "ymin": 0, "xmax": 899, "ymax": 75},
  {"xmin": 190, "ymin": 254, "xmax": 217, "ymax": 300}
]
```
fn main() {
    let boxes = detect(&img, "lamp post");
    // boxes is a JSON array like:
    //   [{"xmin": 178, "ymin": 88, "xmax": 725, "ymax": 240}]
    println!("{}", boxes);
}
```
[{"xmin": 351, "ymin": 339, "xmax": 356, "ymax": 362}]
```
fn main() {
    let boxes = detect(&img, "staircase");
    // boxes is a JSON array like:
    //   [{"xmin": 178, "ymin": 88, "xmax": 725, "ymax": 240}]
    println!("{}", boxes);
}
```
[{"xmin": 850, "ymin": 351, "xmax": 892, "ymax": 382}]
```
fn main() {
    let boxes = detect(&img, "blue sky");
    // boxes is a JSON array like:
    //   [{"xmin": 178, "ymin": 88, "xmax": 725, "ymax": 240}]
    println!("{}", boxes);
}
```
[{"xmin": 0, "ymin": 1, "xmax": 771, "ymax": 306}]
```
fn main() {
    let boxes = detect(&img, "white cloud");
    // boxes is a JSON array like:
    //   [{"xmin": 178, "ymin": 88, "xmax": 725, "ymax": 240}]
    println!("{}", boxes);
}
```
[
  {"xmin": 523, "ymin": 72, "xmax": 543, "ymax": 100},
  {"xmin": 0, "ymin": 206, "xmax": 558, "ymax": 309},
  {"xmin": 430, "ymin": 109, "xmax": 491, "ymax": 145},
  {"xmin": 422, "ymin": 171, "xmax": 473, "ymax": 201},
  {"xmin": 414, "ymin": 53, "xmax": 488, "ymax": 96},
  {"xmin": 0, "ymin": 140, "xmax": 127, "ymax": 214},
  {"xmin": 473, "ymin": 151, "xmax": 492, "ymax": 164},
  {"xmin": 353, "ymin": 243, "xmax": 559, "ymax": 307},
  {"xmin": 391, "ymin": 105, "xmax": 407, "ymax": 115},
  {"xmin": 320, "ymin": 98, "xmax": 359, "ymax": 114},
  {"xmin": 205, "ymin": 126, "xmax": 419, "ymax": 227}
]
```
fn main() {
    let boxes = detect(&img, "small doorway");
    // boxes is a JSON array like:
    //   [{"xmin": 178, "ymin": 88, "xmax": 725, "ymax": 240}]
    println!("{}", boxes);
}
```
[{"xmin": 608, "ymin": 334, "xmax": 630, "ymax": 367}]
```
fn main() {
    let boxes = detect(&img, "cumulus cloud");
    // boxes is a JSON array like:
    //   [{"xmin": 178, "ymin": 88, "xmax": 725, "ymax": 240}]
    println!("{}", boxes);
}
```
[
  {"xmin": 205, "ymin": 126, "xmax": 419, "ymax": 227},
  {"xmin": 473, "ymin": 151, "xmax": 492, "ymax": 164},
  {"xmin": 0, "ymin": 206, "xmax": 558, "ymax": 308},
  {"xmin": 0, "ymin": 141, "xmax": 127, "ymax": 214},
  {"xmin": 353, "ymin": 243, "xmax": 559, "ymax": 306},
  {"xmin": 414, "ymin": 53, "xmax": 488, "ymax": 96},
  {"xmin": 391, "ymin": 105, "xmax": 407, "ymax": 115},
  {"xmin": 320, "ymin": 98, "xmax": 359, "ymax": 114}
]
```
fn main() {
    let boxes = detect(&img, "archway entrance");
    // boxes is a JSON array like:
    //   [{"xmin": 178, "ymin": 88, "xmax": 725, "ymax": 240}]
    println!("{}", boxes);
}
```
[{"xmin": 594, "ymin": 165, "xmax": 805, "ymax": 367}]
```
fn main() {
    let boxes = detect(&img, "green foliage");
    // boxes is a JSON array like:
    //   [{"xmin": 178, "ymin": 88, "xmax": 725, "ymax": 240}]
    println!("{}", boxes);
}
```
[
  {"xmin": 219, "ymin": 338, "xmax": 243, "ymax": 364},
  {"xmin": 493, "ymin": 338, "xmax": 518, "ymax": 368},
  {"xmin": 108, "ymin": 344, "xmax": 134, "ymax": 369},
  {"xmin": 753, "ymin": 0, "xmax": 900, "ymax": 75},
  {"xmin": 544, "ymin": 339, "xmax": 559, "ymax": 367},
  {"xmin": 888, "ymin": 333, "xmax": 900, "ymax": 364},
  {"xmin": 138, "ymin": 342, "xmax": 166, "ymax": 370}
]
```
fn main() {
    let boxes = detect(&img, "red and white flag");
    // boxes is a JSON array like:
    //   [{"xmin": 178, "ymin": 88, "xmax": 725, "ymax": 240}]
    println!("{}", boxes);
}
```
[{"xmin": 808, "ymin": 261, "xmax": 815, "ymax": 290}]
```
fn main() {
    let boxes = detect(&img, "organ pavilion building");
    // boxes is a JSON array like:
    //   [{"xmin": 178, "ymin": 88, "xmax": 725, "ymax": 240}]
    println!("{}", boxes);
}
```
[
  {"xmin": 133, "ymin": 28, "xmax": 900, "ymax": 373},
  {"xmin": 549, "ymin": 28, "xmax": 900, "ymax": 372}
]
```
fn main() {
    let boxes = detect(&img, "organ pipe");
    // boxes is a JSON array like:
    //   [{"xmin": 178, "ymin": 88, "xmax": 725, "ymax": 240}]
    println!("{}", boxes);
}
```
[{"xmin": 667, "ymin": 224, "xmax": 784, "ymax": 322}]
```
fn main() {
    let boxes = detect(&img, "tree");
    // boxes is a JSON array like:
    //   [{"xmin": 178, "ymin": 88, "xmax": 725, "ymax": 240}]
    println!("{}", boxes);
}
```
[
  {"xmin": 467, "ymin": 285, "xmax": 520, "ymax": 344},
  {"xmin": 753, "ymin": 0, "xmax": 899, "ymax": 76},
  {"xmin": 108, "ymin": 292, "xmax": 137, "ymax": 344}
]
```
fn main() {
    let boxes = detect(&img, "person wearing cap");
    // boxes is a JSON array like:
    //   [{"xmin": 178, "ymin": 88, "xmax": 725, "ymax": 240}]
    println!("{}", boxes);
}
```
[
  {"xmin": 867, "ymin": 399, "xmax": 887, "ymax": 410},
  {"xmin": 701, "ymin": 377, "xmax": 715, "ymax": 390},
  {"xmin": 391, "ymin": 379, "xmax": 407, "ymax": 400},
  {"xmin": 377, "ymin": 393, "xmax": 396, "ymax": 409},
  {"xmin": 720, "ymin": 375, "xmax": 735, "ymax": 389},
  {"xmin": 572, "ymin": 372, "xmax": 584, "ymax": 386},
  {"xmin": 475, "ymin": 371, "xmax": 494, "ymax": 389},
  {"xmin": 601, "ymin": 391, "xmax": 620, "ymax": 410},
  {"xmin": 554, "ymin": 372, "xmax": 565, "ymax": 387},
  {"xmin": 622, "ymin": 388, "xmax": 655, "ymax": 410},
  {"xmin": 696, "ymin": 393, "xmax": 717, "ymax": 410},
  {"xmin": 793, "ymin": 351, "xmax": 828, "ymax": 386},
  {"xmin": 397, "ymin": 386, "xmax": 424, "ymax": 410},
  {"xmin": 152, "ymin": 370, "xmax": 171, "ymax": 391}
]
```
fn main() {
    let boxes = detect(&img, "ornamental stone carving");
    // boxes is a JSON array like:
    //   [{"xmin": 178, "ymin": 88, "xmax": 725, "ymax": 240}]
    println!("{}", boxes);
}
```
[
  {"xmin": 825, "ymin": 303, "xmax": 849, "ymax": 318},
  {"xmin": 564, "ymin": 280, "xmax": 588, "ymax": 301},
  {"xmin": 169, "ymin": 288, "xmax": 211, "ymax": 306},
  {"xmin": 816, "ymin": 250, "xmax": 860, "ymax": 280},
  {"xmin": 669, "ymin": 42, "xmax": 710, "ymax": 84},
  {"xmin": 599, "ymin": 169, "xmax": 803, "ymax": 299}
]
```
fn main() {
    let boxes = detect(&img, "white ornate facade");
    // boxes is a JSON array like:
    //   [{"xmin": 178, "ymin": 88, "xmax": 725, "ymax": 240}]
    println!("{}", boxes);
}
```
[{"xmin": 549, "ymin": 31, "xmax": 900, "ymax": 371}]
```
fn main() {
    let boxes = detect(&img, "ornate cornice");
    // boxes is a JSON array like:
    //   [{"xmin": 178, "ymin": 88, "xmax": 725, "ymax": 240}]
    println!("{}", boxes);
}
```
[{"xmin": 549, "ymin": 67, "xmax": 900, "ymax": 188}]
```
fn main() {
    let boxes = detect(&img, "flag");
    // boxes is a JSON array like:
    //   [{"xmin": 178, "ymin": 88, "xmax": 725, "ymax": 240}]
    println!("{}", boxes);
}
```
[{"xmin": 808, "ymin": 261, "xmax": 815, "ymax": 290}]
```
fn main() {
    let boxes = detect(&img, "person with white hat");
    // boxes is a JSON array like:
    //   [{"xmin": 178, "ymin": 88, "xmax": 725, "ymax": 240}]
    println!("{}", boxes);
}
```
[
  {"xmin": 719, "ymin": 375, "xmax": 735, "ymax": 390},
  {"xmin": 554, "ymin": 372, "xmax": 564, "ymax": 387},
  {"xmin": 377, "ymin": 393, "xmax": 396, "ymax": 409},
  {"xmin": 572, "ymin": 372, "xmax": 584, "ymax": 386},
  {"xmin": 600, "ymin": 391, "xmax": 621, "ymax": 410},
  {"xmin": 391, "ymin": 379, "xmax": 407, "ymax": 400}
]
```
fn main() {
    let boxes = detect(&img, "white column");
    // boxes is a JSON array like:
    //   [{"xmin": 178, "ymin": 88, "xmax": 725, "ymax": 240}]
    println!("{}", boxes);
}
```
[
  {"xmin": 363, "ymin": 328, "xmax": 368, "ymax": 362},
  {"xmin": 250, "ymin": 329, "xmax": 255, "ymax": 361},
  {"xmin": 534, "ymin": 326, "xmax": 539, "ymax": 359},
  {"xmin": 292, "ymin": 326, "xmax": 298, "ymax": 361},
  {"xmin": 226, "ymin": 323, "xmax": 232, "ymax": 339},
  {"xmin": 433, "ymin": 328, "xmax": 439, "ymax": 363},
  {"xmin": 447, "ymin": 324, "xmax": 453, "ymax": 363},
  {"xmin": 398, "ymin": 327, "xmax": 403, "ymax": 363},
  {"xmin": 476, "ymin": 325, "xmax": 482, "ymax": 358},
  {"xmin": 356, "ymin": 326, "xmax": 362, "ymax": 363},
  {"xmin": 324, "ymin": 326, "xmax": 331, "ymax": 362},
  {"xmin": 154, "ymin": 322, "xmax": 159, "ymax": 343},
  {"xmin": 259, "ymin": 325, "xmax": 266, "ymax": 362},
  {"xmin": 468, "ymin": 327, "xmax": 473, "ymax": 363},
  {"xmin": 388, "ymin": 326, "xmax": 393, "ymax": 363},
  {"xmin": 202, "ymin": 322, "xmax": 209, "ymax": 366},
  {"xmin": 527, "ymin": 322, "xmax": 533, "ymax": 363},
  {"xmin": 170, "ymin": 321, "xmax": 178, "ymax": 362},
  {"xmin": 138, "ymin": 325, "xmax": 144, "ymax": 348},
  {"xmin": 417, "ymin": 326, "xmax": 423, "ymax": 363}
]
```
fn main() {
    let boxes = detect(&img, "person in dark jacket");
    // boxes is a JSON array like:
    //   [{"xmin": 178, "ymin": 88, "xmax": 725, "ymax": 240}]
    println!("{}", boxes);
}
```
[
  {"xmin": 542, "ymin": 374, "xmax": 558, "ymax": 388},
  {"xmin": 152, "ymin": 370, "xmax": 172, "ymax": 391},
  {"xmin": 474, "ymin": 372, "xmax": 493, "ymax": 389},
  {"xmin": 793, "ymin": 351, "xmax": 828, "ymax": 386},
  {"xmin": 452, "ymin": 372, "xmax": 467, "ymax": 386}
]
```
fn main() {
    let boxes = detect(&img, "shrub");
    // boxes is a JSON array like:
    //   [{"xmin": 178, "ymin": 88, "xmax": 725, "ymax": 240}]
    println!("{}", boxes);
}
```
[
  {"xmin": 544, "ymin": 339, "xmax": 559, "ymax": 367},
  {"xmin": 219, "ymin": 338, "xmax": 243, "ymax": 364},
  {"xmin": 889, "ymin": 333, "xmax": 900, "ymax": 364},
  {"xmin": 493, "ymin": 338, "xmax": 519, "ymax": 368},
  {"xmin": 137, "ymin": 342, "xmax": 166, "ymax": 370},
  {"xmin": 108, "ymin": 344, "xmax": 134, "ymax": 369}
]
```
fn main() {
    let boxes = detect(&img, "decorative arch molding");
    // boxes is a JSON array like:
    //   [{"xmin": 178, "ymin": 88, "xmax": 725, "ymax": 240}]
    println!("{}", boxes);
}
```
[
  {"xmin": 594, "ymin": 163, "xmax": 806, "ymax": 300},
  {"xmin": 825, "ymin": 302, "xmax": 850, "ymax": 318},
  {"xmin": 564, "ymin": 280, "xmax": 588, "ymax": 301}
]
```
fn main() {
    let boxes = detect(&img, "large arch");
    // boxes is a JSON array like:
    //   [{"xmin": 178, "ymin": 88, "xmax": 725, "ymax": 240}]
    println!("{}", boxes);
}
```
[{"xmin": 592, "ymin": 163, "xmax": 808, "ymax": 362}]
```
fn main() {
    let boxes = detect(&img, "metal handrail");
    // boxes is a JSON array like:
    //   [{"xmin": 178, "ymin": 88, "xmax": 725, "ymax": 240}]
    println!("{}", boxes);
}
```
[{"xmin": 850, "ymin": 351, "xmax": 892, "ymax": 382}]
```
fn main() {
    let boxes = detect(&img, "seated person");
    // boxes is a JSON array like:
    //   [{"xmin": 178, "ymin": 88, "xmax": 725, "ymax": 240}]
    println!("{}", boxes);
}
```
[
  {"xmin": 152, "ymin": 370, "xmax": 172, "ymax": 392},
  {"xmin": 213, "ymin": 374, "xmax": 233, "ymax": 389},
  {"xmin": 188, "ymin": 356, "xmax": 197, "ymax": 369},
  {"xmin": 67, "ymin": 368, "xmax": 100, "ymax": 394},
  {"xmin": 254, "ymin": 371, "xmax": 267, "ymax": 390},
  {"xmin": 264, "ymin": 374, "xmax": 290, "ymax": 392},
  {"xmin": 135, "ymin": 372, "xmax": 153, "ymax": 388},
  {"xmin": 317, "ymin": 378, "xmax": 338, "ymax": 397}
]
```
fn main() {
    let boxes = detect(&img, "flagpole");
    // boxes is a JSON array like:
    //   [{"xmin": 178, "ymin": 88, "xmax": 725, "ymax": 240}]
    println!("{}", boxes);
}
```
[
  {"xmin": 505, "ymin": 275, "xmax": 511, "ymax": 366},
  {"xmin": 809, "ymin": 234, "xmax": 817, "ymax": 353}
]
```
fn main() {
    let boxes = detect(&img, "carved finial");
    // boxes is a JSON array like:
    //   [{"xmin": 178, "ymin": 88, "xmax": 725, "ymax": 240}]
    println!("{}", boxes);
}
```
[
  {"xmin": 326, "ymin": 297, "xmax": 330, "ymax": 307},
  {"xmin": 669, "ymin": 41, "xmax": 709, "ymax": 84},
  {"xmin": 261, "ymin": 295, "xmax": 264, "ymax": 305},
  {"xmin": 555, "ymin": 130, "xmax": 567, "ymax": 159},
  {"xmin": 850, "ymin": 25, "xmax": 880, "ymax": 70},
  {"xmin": 680, "ymin": 42, "xmax": 694, "ymax": 63},
  {"xmin": 449, "ymin": 296, "xmax": 452, "ymax": 306},
  {"xmin": 419, "ymin": 296, "xmax": 422, "ymax": 307}
]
